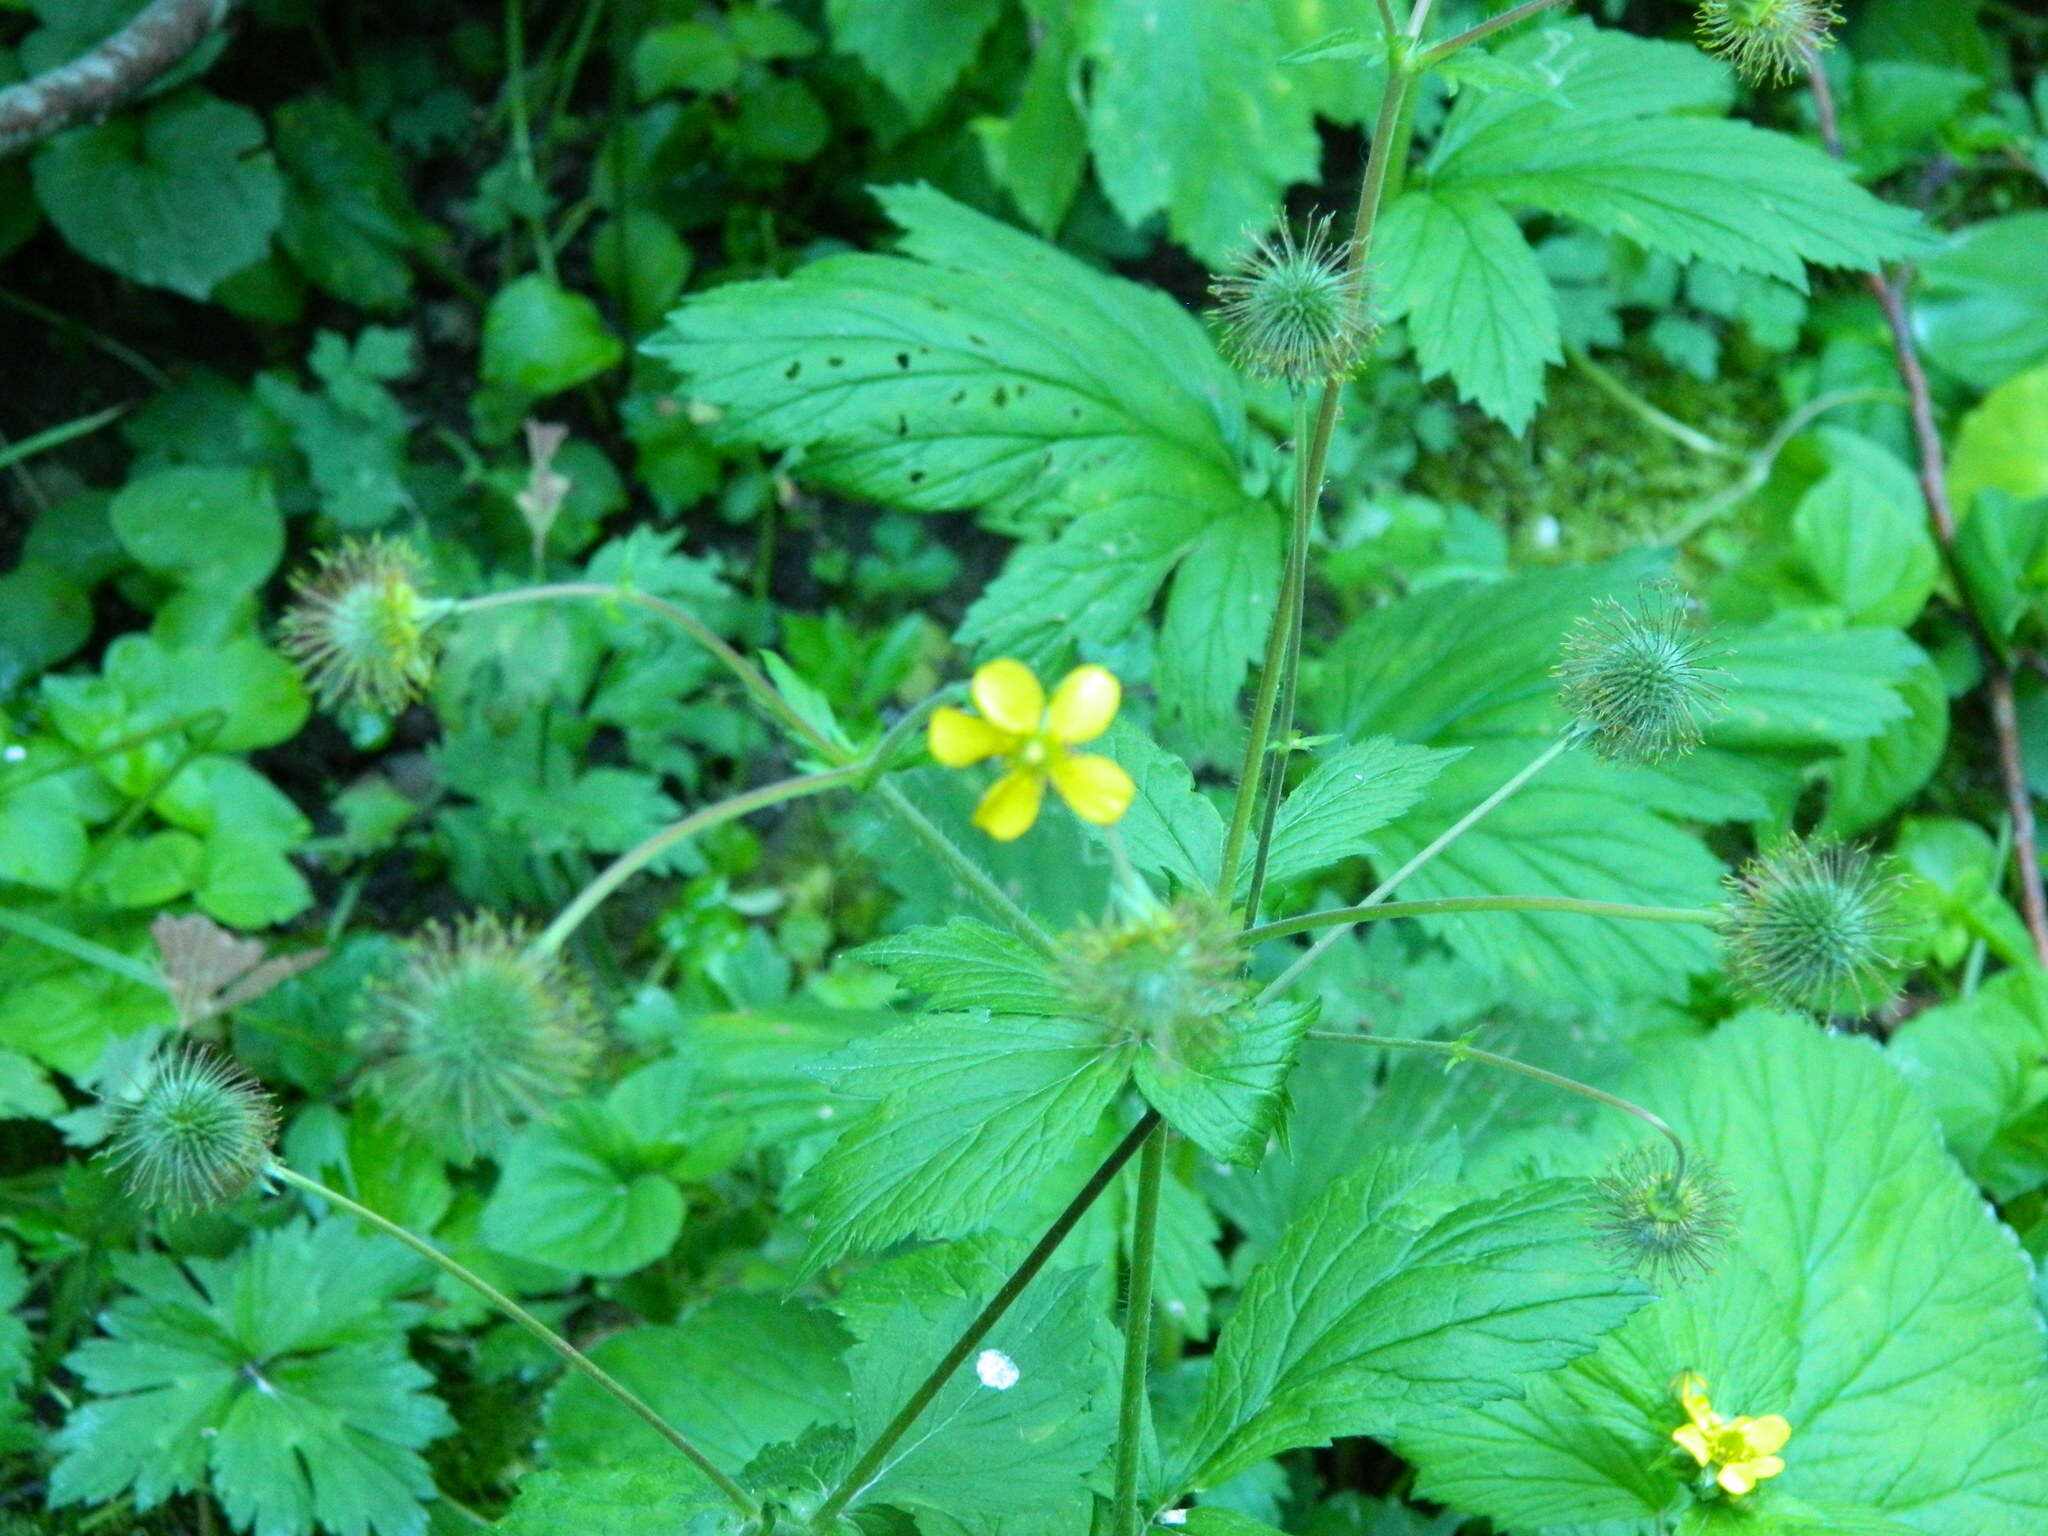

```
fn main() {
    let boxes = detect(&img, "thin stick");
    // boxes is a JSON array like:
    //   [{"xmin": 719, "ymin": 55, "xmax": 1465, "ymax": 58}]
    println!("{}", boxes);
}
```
[
  {"xmin": 815, "ymin": 1112, "xmax": 1162, "ymax": 1523},
  {"xmin": 1111, "ymin": 1124, "xmax": 1166, "ymax": 1536},
  {"xmin": 268, "ymin": 1165, "xmax": 758, "ymax": 1519},
  {"xmin": 1566, "ymin": 344, "xmax": 1738, "ymax": 460},
  {"xmin": 1806, "ymin": 52, "xmax": 2048, "ymax": 966},
  {"xmin": 872, "ymin": 781, "xmax": 1058, "ymax": 954},
  {"xmin": 1256, "ymin": 735, "xmax": 1574, "ymax": 1002},
  {"xmin": 529, "ymin": 766, "xmax": 863, "ymax": 956},
  {"xmin": 1415, "ymin": 0, "xmax": 1571, "ymax": 66},
  {"xmin": 0, "ymin": 0, "xmax": 238, "ymax": 157},
  {"xmin": 1243, "ymin": 893, "xmax": 1719, "ymax": 945},
  {"xmin": 0, "ymin": 908, "xmax": 161, "ymax": 989}
]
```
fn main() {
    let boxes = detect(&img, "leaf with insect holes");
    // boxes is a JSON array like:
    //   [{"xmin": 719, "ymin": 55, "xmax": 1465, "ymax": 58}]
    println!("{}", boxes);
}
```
[
  {"xmin": 794, "ymin": 1013, "xmax": 1135, "ymax": 1276},
  {"xmin": 50, "ymin": 1220, "xmax": 450, "ymax": 1536},
  {"xmin": 650, "ymin": 185, "xmax": 1273, "ymax": 720}
]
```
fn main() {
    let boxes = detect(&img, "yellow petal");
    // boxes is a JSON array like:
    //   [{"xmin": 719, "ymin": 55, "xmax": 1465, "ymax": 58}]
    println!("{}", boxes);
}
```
[
  {"xmin": 1046, "ymin": 664, "xmax": 1121, "ymax": 744},
  {"xmin": 1672, "ymin": 1424, "xmax": 1711, "ymax": 1467},
  {"xmin": 1718, "ymin": 1463, "xmax": 1760, "ymax": 1497},
  {"xmin": 972, "ymin": 659, "xmax": 1045, "ymax": 736},
  {"xmin": 973, "ymin": 767, "xmax": 1045, "ymax": 842},
  {"xmin": 1741, "ymin": 1415, "xmax": 1792, "ymax": 1457},
  {"xmin": 929, "ymin": 707, "xmax": 1013, "ymax": 767},
  {"xmin": 1737, "ymin": 1456, "xmax": 1784, "ymax": 1485},
  {"xmin": 1050, "ymin": 752, "xmax": 1135, "ymax": 826},
  {"xmin": 1675, "ymin": 1372, "xmax": 1714, "ymax": 1426}
]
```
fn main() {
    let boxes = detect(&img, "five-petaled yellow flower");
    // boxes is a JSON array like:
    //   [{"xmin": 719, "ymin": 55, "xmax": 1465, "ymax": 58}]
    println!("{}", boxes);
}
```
[
  {"xmin": 929, "ymin": 659, "xmax": 1136, "ymax": 841},
  {"xmin": 1671, "ymin": 1372, "xmax": 1791, "ymax": 1497}
]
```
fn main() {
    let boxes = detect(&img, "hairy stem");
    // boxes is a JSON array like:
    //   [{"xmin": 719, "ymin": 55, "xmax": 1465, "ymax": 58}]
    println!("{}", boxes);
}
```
[
  {"xmin": 503, "ymin": 0, "xmax": 559, "ymax": 283},
  {"xmin": 872, "ymin": 781, "xmax": 1058, "ymax": 953},
  {"xmin": 1256, "ymin": 735, "xmax": 1574, "ymax": 1002},
  {"xmin": 1305, "ymin": 1031, "xmax": 1687, "ymax": 1177},
  {"xmin": 529, "ymin": 766, "xmax": 864, "ymax": 957},
  {"xmin": 1415, "ymin": 0, "xmax": 1571, "ymax": 65},
  {"xmin": 1566, "ymin": 344, "xmax": 1738, "ymax": 459},
  {"xmin": 1243, "ymin": 893, "xmax": 1719, "ymax": 946},
  {"xmin": 1112, "ymin": 1124, "xmax": 1166, "ymax": 1536},
  {"xmin": 268, "ymin": 1164, "xmax": 758, "ymax": 1519},
  {"xmin": 817, "ymin": 1111, "xmax": 1162, "ymax": 1524},
  {"xmin": 1805, "ymin": 53, "xmax": 2048, "ymax": 966}
]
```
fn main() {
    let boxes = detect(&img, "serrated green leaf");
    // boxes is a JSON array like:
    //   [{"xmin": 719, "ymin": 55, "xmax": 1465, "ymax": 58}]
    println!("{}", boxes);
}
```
[
  {"xmin": 1157, "ymin": 491, "xmax": 1284, "ymax": 733},
  {"xmin": 827, "ymin": 0, "xmax": 1004, "ymax": 123},
  {"xmin": 1891, "ymin": 968, "xmax": 2048, "ymax": 1201},
  {"xmin": 857, "ymin": 919, "xmax": 1067, "ymax": 1016},
  {"xmin": 1712, "ymin": 626, "xmax": 1922, "ymax": 748},
  {"xmin": 841, "ymin": 1252, "xmax": 1113, "ymax": 1524},
  {"xmin": 1096, "ymin": 719, "xmax": 1226, "ymax": 893},
  {"xmin": 1173, "ymin": 1142, "xmax": 1647, "ymax": 1491},
  {"xmin": 545, "ymin": 1295, "xmax": 852, "ymax": 1473},
  {"xmin": 1136, "ymin": 999, "xmax": 1317, "ymax": 1166},
  {"xmin": 1259, "ymin": 737, "xmax": 1462, "ymax": 892},
  {"xmin": 795, "ymin": 1013, "xmax": 1133, "ymax": 1274},
  {"xmin": 1376, "ymin": 187, "xmax": 1562, "ymax": 432},
  {"xmin": 51, "ymin": 1220, "xmax": 450, "ymax": 1536},
  {"xmin": 483, "ymin": 274, "xmax": 623, "ymax": 397},
  {"xmin": 1403, "ymin": 1015, "xmax": 2048, "ymax": 1536},
  {"xmin": 32, "ymin": 92, "xmax": 283, "ymax": 299},
  {"xmin": 497, "ymin": 1464, "xmax": 730, "ymax": 1536},
  {"xmin": 1790, "ymin": 466, "xmax": 1939, "ymax": 628},
  {"xmin": 273, "ymin": 97, "xmax": 425, "ymax": 311},
  {"xmin": 1083, "ymin": 0, "xmax": 1321, "ymax": 264}
]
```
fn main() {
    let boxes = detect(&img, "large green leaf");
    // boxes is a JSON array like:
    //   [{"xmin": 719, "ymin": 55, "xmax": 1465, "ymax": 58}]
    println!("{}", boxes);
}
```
[
  {"xmin": 1083, "ymin": 0, "xmax": 1321, "ymax": 264},
  {"xmin": 32, "ymin": 91, "xmax": 283, "ymax": 299},
  {"xmin": 1401, "ymin": 1015, "xmax": 2048, "ymax": 1536},
  {"xmin": 51, "ymin": 1221, "xmax": 450, "ymax": 1536},
  {"xmin": 1135, "ymin": 999, "xmax": 1317, "ymax": 1167},
  {"xmin": 794, "ymin": 1013, "xmax": 1133, "ymax": 1274},
  {"xmin": 1260, "ymin": 737, "xmax": 1462, "ymax": 893},
  {"xmin": 1890, "ymin": 968, "xmax": 2048, "ymax": 1201},
  {"xmin": 827, "ymin": 0, "xmax": 1004, "ymax": 122},
  {"xmin": 1171, "ymin": 1142, "xmax": 1647, "ymax": 1492}
]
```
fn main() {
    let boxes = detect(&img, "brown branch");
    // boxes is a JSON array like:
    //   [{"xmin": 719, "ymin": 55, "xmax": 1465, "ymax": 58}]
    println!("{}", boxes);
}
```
[
  {"xmin": 0, "ymin": 0, "xmax": 238, "ymax": 159},
  {"xmin": 1807, "ymin": 51, "xmax": 2048, "ymax": 967}
]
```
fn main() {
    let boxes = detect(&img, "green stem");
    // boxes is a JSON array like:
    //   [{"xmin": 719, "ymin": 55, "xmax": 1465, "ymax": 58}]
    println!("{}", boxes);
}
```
[
  {"xmin": 452, "ymin": 585, "xmax": 837, "ymax": 758},
  {"xmin": 1256, "ymin": 734, "xmax": 1574, "ymax": 1003},
  {"xmin": 1566, "ymin": 345, "xmax": 1738, "ymax": 460},
  {"xmin": 1244, "ymin": 893, "xmax": 1719, "ymax": 945},
  {"xmin": 529, "ymin": 766, "xmax": 864, "ymax": 957},
  {"xmin": 816, "ymin": 1111, "xmax": 1162, "ymax": 1524},
  {"xmin": 1305, "ymin": 1030, "xmax": 1686, "ymax": 1178},
  {"xmin": 0, "ymin": 908, "xmax": 160, "ymax": 989},
  {"xmin": 1659, "ymin": 387, "xmax": 1901, "ymax": 545},
  {"xmin": 1220, "ymin": 55, "xmax": 1416, "ymax": 900},
  {"xmin": 0, "ymin": 403, "xmax": 128, "ymax": 474},
  {"xmin": 503, "ymin": 0, "xmax": 559, "ymax": 284},
  {"xmin": 872, "ymin": 780, "xmax": 1058, "ymax": 954},
  {"xmin": 268, "ymin": 1164, "xmax": 757, "ymax": 1520},
  {"xmin": 1415, "ymin": 0, "xmax": 1571, "ymax": 65},
  {"xmin": 1112, "ymin": 1125, "xmax": 1166, "ymax": 1536}
]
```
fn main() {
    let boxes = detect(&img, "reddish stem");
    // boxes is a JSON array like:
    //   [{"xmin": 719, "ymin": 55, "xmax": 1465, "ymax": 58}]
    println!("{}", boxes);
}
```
[{"xmin": 1806, "ymin": 52, "xmax": 2048, "ymax": 965}]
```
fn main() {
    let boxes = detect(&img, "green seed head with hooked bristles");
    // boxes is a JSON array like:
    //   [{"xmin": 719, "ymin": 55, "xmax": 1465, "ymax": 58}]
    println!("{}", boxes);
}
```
[
  {"xmin": 360, "ymin": 915, "xmax": 599, "ymax": 1160},
  {"xmin": 1696, "ymin": 0, "xmax": 1841, "ymax": 83},
  {"xmin": 1210, "ymin": 214, "xmax": 1375, "ymax": 388},
  {"xmin": 105, "ymin": 1044, "xmax": 279, "ymax": 1214},
  {"xmin": 1722, "ymin": 838, "xmax": 1908, "ymax": 1016},
  {"xmin": 1593, "ymin": 1143, "xmax": 1735, "ymax": 1284},
  {"xmin": 280, "ymin": 537, "xmax": 445, "ymax": 713},
  {"xmin": 1556, "ymin": 588, "xmax": 1725, "ymax": 765}
]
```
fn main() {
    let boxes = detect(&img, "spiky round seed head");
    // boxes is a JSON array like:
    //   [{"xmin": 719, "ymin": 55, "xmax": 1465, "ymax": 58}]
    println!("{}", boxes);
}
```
[
  {"xmin": 1593, "ymin": 1143, "xmax": 1735, "ymax": 1284},
  {"xmin": 1721, "ymin": 838, "xmax": 1907, "ymax": 1016},
  {"xmin": 360, "ymin": 915, "xmax": 598, "ymax": 1159},
  {"xmin": 105, "ymin": 1044, "xmax": 278, "ymax": 1214},
  {"xmin": 280, "ymin": 537, "xmax": 444, "ymax": 713},
  {"xmin": 1556, "ymin": 589, "xmax": 1724, "ymax": 765},
  {"xmin": 1065, "ymin": 898, "xmax": 1245, "ymax": 1052},
  {"xmin": 1210, "ymin": 215, "xmax": 1375, "ymax": 387},
  {"xmin": 1696, "ymin": 0, "xmax": 1841, "ymax": 83}
]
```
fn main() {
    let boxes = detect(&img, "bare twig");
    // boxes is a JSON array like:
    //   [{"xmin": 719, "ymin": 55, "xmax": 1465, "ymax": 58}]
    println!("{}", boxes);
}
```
[
  {"xmin": 0, "ymin": 0, "xmax": 239, "ymax": 159},
  {"xmin": 1806, "ymin": 51, "xmax": 2048, "ymax": 966}
]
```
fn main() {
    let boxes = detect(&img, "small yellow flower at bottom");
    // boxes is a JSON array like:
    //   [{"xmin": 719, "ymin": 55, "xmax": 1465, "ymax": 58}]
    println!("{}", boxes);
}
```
[
  {"xmin": 929, "ymin": 659, "xmax": 1137, "ymax": 841},
  {"xmin": 1671, "ymin": 1372, "xmax": 1791, "ymax": 1497}
]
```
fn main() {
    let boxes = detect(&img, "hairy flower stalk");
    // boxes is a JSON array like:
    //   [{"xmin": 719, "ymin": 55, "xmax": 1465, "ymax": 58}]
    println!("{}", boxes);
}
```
[
  {"xmin": 360, "ymin": 914, "xmax": 598, "ymax": 1157},
  {"xmin": 104, "ymin": 1043, "xmax": 278, "ymax": 1213},
  {"xmin": 1696, "ymin": 0, "xmax": 1840, "ymax": 82},
  {"xmin": 279, "ymin": 537, "xmax": 447, "ymax": 712},
  {"xmin": 1721, "ymin": 837, "xmax": 1907, "ymax": 1015},
  {"xmin": 1556, "ymin": 589, "xmax": 1724, "ymax": 764}
]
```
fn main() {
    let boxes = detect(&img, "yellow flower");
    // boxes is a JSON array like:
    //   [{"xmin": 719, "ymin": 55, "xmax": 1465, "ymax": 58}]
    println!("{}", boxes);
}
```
[
  {"xmin": 1671, "ymin": 1372, "xmax": 1791, "ymax": 1497},
  {"xmin": 929, "ymin": 659, "xmax": 1136, "ymax": 841}
]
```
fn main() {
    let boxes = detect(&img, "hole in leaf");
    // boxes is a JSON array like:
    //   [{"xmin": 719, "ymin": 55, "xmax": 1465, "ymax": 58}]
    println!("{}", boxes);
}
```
[
  {"xmin": 785, "ymin": 361, "xmax": 802, "ymax": 380},
  {"xmin": 896, "ymin": 352, "xmax": 911, "ymax": 370}
]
